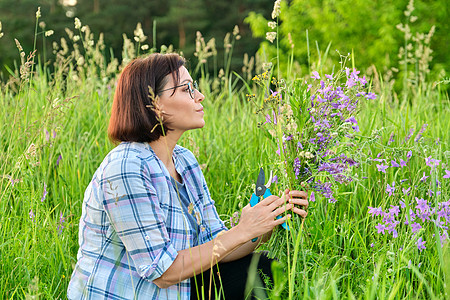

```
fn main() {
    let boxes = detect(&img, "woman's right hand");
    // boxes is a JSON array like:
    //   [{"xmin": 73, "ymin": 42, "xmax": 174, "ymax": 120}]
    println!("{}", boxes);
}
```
[{"xmin": 236, "ymin": 194, "xmax": 293, "ymax": 241}]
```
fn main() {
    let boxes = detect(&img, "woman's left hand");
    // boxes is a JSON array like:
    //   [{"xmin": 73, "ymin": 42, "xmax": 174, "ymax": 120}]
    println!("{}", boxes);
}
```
[{"xmin": 284, "ymin": 189, "xmax": 309, "ymax": 218}]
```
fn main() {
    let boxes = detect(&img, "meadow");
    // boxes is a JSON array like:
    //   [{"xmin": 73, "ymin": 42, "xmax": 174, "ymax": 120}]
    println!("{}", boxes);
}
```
[{"xmin": 0, "ymin": 4, "xmax": 449, "ymax": 299}]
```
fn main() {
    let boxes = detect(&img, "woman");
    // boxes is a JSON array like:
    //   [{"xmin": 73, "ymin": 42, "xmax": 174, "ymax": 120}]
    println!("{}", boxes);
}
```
[{"xmin": 68, "ymin": 53, "xmax": 309, "ymax": 299}]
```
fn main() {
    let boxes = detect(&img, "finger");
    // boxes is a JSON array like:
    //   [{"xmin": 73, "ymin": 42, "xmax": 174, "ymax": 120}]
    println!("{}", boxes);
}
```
[
  {"xmin": 292, "ymin": 207, "xmax": 308, "ymax": 218},
  {"xmin": 242, "ymin": 203, "xmax": 250, "ymax": 212},
  {"xmin": 268, "ymin": 194, "xmax": 289, "ymax": 210},
  {"xmin": 289, "ymin": 190, "xmax": 308, "ymax": 199},
  {"xmin": 289, "ymin": 198, "xmax": 309, "ymax": 208},
  {"xmin": 259, "ymin": 195, "xmax": 279, "ymax": 206},
  {"xmin": 271, "ymin": 204, "xmax": 293, "ymax": 217},
  {"xmin": 273, "ymin": 214, "xmax": 291, "ymax": 226}
]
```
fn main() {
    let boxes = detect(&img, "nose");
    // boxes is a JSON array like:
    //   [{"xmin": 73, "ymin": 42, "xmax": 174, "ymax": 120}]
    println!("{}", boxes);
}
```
[{"xmin": 195, "ymin": 89, "xmax": 205, "ymax": 103}]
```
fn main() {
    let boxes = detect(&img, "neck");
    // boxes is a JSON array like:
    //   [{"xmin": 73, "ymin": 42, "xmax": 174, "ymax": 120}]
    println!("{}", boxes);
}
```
[{"xmin": 148, "ymin": 131, "xmax": 183, "ymax": 167}]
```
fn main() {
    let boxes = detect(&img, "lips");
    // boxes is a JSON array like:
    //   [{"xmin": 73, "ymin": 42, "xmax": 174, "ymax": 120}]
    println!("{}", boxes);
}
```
[{"xmin": 196, "ymin": 107, "xmax": 204, "ymax": 112}]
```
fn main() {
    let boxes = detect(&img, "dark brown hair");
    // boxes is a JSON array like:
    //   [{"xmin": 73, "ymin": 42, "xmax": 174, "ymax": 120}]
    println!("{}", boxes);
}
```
[{"xmin": 108, "ymin": 53, "xmax": 185, "ymax": 143}]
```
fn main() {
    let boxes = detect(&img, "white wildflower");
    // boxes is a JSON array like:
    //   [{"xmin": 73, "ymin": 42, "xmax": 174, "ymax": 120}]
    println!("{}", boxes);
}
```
[
  {"xmin": 266, "ymin": 31, "xmax": 277, "ymax": 43},
  {"xmin": 141, "ymin": 44, "xmax": 149, "ymax": 50},
  {"xmin": 73, "ymin": 35, "xmax": 80, "ymax": 42},
  {"xmin": 45, "ymin": 30, "xmax": 54, "ymax": 37},
  {"xmin": 268, "ymin": 21, "xmax": 277, "ymax": 29},
  {"xmin": 74, "ymin": 17, "xmax": 81, "ymax": 29},
  {"xmin": 0, "ymin": 21, "xmax": 4, "ymax": 39},
  {"xmin": 233, "ymin": 25, "xmax": 239, "ymax": 36},
  {"xmin": 271, "ymin": 0, "xmax": 281, "ymax": 19},
  {"xmin": 39, "ymin": 21, "xmax": 46, "ymax": 29},
  {"xmin": 36, "ymin": 7, "xmax": 41, "ymax": 19},
  {"xmin": 133, "ymin": 23, "xmax": 147, "ymax": 43}
]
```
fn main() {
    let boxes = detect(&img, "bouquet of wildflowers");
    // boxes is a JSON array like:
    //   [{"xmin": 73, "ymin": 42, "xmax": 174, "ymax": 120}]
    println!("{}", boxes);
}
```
[{"xmin": 249, "ymin": 58, "xmax": 377, "ymax": 260}]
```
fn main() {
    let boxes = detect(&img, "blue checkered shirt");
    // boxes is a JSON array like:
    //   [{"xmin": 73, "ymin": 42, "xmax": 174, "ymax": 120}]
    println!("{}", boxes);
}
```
[{"xmin": 68, "ymin": 142, "xmax": 227, "ymax": 299}]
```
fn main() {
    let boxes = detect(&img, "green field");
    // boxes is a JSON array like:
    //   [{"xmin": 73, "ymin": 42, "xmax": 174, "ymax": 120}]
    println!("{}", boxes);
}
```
[{"xmin": 1, "ymin": 3, "xmax": 449, "ymax": 299}]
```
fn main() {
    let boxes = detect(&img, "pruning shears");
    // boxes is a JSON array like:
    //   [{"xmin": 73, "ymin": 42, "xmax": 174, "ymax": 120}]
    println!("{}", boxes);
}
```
[{"xmin": 250, "ymin": 168, "xmax": 289, "ymax": 242}]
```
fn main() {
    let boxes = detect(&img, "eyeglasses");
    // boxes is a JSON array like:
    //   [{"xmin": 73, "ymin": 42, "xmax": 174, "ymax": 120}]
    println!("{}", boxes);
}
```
[{"xmin": 160, "ymin": 81, "xmax": 199, "ymax": 99}]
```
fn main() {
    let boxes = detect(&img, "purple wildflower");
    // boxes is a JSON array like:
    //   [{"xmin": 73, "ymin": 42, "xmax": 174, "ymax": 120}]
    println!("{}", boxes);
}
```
[
  {"xmin": 29, "ymin": 209, "xmax": 35, "ymax": 222},
  {"xmin": 45, "ymin": 129, "xmax": 50, "ymax": 142},
  {"xmin": 402, "ymin": 187, "xmax": 411, "ymax": 196},
  {"xmin": 443, "ymin": 170, "xmax": 450, "ymax": 179},
  {"xmin": 425, "ymin": 156, "xmax": 440, "ymax": 168},
  {"xmin": 387, "ymin": 133, "xmax": 395, "ymax": 145},
  {"xmin": 389, "ymin": 205, "xmax": 400, "ymax": 216},
  {"xmin": 419, "ymin": 172, "xmax": 429, "ymax": 182},
  {"xmin": 310, "ymin": 191, "xmax": 315, "ymax": 202},
  {"xmin": 57, "ymin": 212, "xmax": 66, "ymax": 234},
  {"xmin": 405, "ymin": 128, "xmax": 414, "ymax": 143},
  {"xmin": 365, "ymin": 92, "xmax": 377, "ymax": 100},
  {"xmin": 56, "ymin": 154, "xmax": 62, "ymax": 166},
  {"xmin": 311, "ymin": 71, "xmax": 320, "ymax": 80},
  {"xmin": 415, "ymin": 197, "xmax": 429, "ymax": 211},
  {"xmin": 386, "ymin": 182, "xmax": 396, "ymax": 196},
  {"xmin": 376, "ymin": 164, "xmax": 389, "ymax": 173},
  {"xmin": 375, "ymin": 223, "xmax": 386, "ymax": 234},
  {"xmin": 411, "ymin": 222, "xmax": 422, "ymax": 233},
  {"xmin": 272, "ymin": 175, "xmax": 278, "ymax": 184},
  {"xmin": 297, "ymin": 142, "xmax": 303, "ymax": 150},
  {"xmin": 370, "ymin": 243, "xmax": 374, "ymax": 248},
  {"xmin": 345, "ymin": 116, "xmax": 357, "ymax": 124},
  {"xmin": 391, "ymin": 160, "xmax": 400, "ymax": 167},
  {"xmin": 406, "ymin": 151, "xmax": 412, "ymax": 159},
  {"xmin": 400, "ymin": 200, "xmax": 406, "ymax": 209},
  {"xmin": 368, "ymin": 206, "xmax": 383, "ymax": 217},
  {"xmin": 41, "ymin": 183, "xmax": 48, "ymax": 202},
  {"xmin": 293, "ymin": 158, "xmax": 301, "ymax": 178},
  {"xmin": 416, "ymin": 237, "xmax": 426, "ymax": 252},
  {"xmin": 325, "ymin": 73, "xmax": 334, "ymax": 80},
  {"xmin": 399, "ymin": 159, "xmax": 407, "ymax": 168}
]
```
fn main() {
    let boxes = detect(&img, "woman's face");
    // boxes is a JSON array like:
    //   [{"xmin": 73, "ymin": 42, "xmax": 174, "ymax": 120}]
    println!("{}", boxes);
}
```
[{"xmin": 158, "ymin": 66, "xmax": 205, "ymax": 134}]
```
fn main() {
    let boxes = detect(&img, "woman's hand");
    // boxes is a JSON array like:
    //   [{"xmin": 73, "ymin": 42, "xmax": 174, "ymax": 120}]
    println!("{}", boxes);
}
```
[
  {"xmin": 285, "ymin": 189, "xmax": 309, "ymax": 218},
  {"xmin": 236, "ymin": 194, "xmax": 293, "ymax": 241}
]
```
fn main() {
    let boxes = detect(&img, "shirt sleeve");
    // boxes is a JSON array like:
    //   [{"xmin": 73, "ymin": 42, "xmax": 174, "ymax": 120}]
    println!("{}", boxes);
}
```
[
  {"xmin": 100, "ymin": 157, "xmax": 178, "ymax": 282},
  {"xmin": 198, "ymin": 172, "xmax": 228, "ymax": 243}
]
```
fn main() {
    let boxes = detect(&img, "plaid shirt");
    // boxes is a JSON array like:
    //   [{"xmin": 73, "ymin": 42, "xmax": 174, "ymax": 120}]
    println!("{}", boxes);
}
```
[{"xmin": 68, "ymin": 142, "xmax": 227, "ymax": 299}]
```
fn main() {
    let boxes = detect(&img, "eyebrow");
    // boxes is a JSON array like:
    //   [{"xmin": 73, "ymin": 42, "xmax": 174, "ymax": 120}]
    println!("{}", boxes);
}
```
[{"xmin": 180, "ymin": 79, "xmax": 193, "ymax": 84}]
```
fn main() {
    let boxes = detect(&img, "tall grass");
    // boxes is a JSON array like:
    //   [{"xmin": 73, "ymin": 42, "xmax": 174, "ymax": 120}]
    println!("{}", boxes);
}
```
[{"xmin": 0, "ymin": 6, "xmax": 449, "ymax": 299}]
